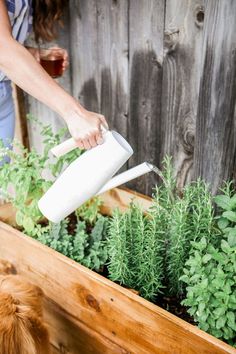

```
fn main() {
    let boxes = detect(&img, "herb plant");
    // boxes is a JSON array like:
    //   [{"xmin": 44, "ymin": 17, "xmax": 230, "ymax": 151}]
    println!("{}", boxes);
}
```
[
  {"xmin": 180, "ymin": 237, "xmax": 236, "ymax": 345},
  {"xmin": 37, "ymin": 216, "xmax": 108, "ymax": 271},
  {"xmin": 166, "ymin": 180, "xmax": 216, "ymax": 296},
  {"xmin": 107, "ymin": 203, "xmax": 163, "ymax": 300},
  {"xmin": 181, "ymin": 186, "xmax": 236, "ymax": 345},
  {"xmin": 0, "ymin": 117, "xmax": 82, "ymax": 236},
  {"xmin": 214, "ymin": 184, "xmax": 236, "ymax": 247},
  {"xmin": 107, "ymin": 157, "xmax": 218, "ymax": 300}
]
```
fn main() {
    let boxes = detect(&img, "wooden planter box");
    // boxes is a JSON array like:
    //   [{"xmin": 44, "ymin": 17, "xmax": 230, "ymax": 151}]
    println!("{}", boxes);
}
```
[{"xmin": 0, "ymin": 188, "xmax": 235, "ymax": 354}]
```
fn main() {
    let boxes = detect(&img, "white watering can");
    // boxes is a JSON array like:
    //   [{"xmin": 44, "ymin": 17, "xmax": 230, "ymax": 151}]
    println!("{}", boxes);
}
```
[{"xmin": 38, "ymin": 128, "xmax": 154, "ymax": 223}]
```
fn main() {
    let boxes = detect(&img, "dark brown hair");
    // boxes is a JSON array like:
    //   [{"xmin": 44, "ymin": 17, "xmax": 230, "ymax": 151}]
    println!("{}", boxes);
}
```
[{"xmin": 33, "ymin": 0, "xmax": 69, "ymax": 43}]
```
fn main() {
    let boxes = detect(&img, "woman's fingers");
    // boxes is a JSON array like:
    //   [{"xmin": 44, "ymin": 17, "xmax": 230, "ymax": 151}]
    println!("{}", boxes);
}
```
[
  {"xmin": 88, "ymin": 133, "xmax": 98, "ymax": 148},
  {"xmin": 76, "ymin": 138, "xmax": 85, "ymax": 150},
  {"xmin": 82, "ymin": 136, "xmax": 92, "ymax": 150}
]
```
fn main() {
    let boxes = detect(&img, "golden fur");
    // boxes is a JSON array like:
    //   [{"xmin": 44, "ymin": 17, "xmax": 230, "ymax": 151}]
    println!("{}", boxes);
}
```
[{"xmin": 0, "ymin": 260, "xmax": 50, "ymax": 354}]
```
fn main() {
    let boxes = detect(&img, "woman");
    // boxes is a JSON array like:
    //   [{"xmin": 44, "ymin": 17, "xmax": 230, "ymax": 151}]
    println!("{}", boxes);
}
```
[{"xmin": 0, "ymin": 0, "xmax": 108, "ymax": 153}]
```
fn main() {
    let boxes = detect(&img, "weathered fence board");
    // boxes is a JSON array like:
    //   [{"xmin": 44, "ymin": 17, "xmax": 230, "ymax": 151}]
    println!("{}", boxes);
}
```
[
  {"xmin": 69, "ymin": 0, "xmax": 129, "ymax": 137},
  {"xmin": 127, "ymin": 0, "xmax": 165, "ymax": 195},
  {"xmin": 161, "ymin": 0, "xmax": 205, "ymax": 189},
  {"xmin": 24, "ymin": 0, "xmax": 236, "ymax": 194},
  {"xmin": 193, "ymin": 0, "xmax": 236, "ymax": 193}
]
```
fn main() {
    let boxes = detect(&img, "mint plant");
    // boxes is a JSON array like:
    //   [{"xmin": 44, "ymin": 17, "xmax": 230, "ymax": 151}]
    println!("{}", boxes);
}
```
[
  {"xmin": 181, "ymin": 187, "xmax": 236, "ymax": 345},
  {"xmin": 214, "ymin": 184, "xmax": 236, "ymax": 247},
  {"xmin": 180, "ymin": 237, "xmax": 236, "ymax": 345}
]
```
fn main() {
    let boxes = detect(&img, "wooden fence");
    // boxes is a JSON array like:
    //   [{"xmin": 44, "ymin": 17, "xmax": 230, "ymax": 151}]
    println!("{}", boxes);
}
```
[{"xmin": 25, "ymin": 0, "xmax": 236, "ymax": 195}]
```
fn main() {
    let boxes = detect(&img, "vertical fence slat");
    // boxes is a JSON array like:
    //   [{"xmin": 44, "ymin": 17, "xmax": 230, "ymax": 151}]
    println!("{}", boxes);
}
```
[
  {"xmin": 161, "ymin": 0, "xmax": 205, "ymax": 188},
  {"xmin": 69, "ymin": 0, "xmax": 100, "ymax": 112},
  {"xmin": 193, "ymin": 0, "xmax": 236, "ymax": 193},
  {"xmin": 128, "ymin": 0, "xmax": 165, "ymax": 195},
  {"xmin": 70, "ymin": 0, "xmax": 129, "ymax": 138}
]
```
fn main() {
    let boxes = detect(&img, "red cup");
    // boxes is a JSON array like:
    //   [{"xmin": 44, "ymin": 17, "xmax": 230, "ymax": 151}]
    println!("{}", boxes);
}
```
[{"xmin": 39, "ymin": 48, "xmax": 64, "ymax": 78}]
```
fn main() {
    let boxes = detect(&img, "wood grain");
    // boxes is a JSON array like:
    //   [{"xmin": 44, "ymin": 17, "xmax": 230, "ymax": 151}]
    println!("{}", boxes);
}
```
[
  {"xmin": 128, "ymin": 0, "xmax": 165, "ymax": 195},
  {"xmin": 193, "ymin": 0, "xmax": 236, "ymax": 194},
  {"xmin": 161, "ymin": 0, "xmax": 205, "ymax": 188},
  {"xmin": 70, "ymin": 0, "xmax": 129, "ymax": 138},
  {"xmin": 0, "ymin": 203, "xmax": 16, "ymax": 227}
]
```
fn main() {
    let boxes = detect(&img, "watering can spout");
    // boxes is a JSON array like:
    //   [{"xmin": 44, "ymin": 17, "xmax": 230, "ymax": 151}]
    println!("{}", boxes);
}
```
[{"xmin": 96, "ymin": 162, "xmax": 154, "ymax": 195}]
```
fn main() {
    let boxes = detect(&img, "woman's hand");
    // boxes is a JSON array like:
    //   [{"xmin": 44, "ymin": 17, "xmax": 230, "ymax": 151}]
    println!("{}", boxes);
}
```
[{"xmin": 64, "ymin": 105, "xmax": 109, "ymax": 150}]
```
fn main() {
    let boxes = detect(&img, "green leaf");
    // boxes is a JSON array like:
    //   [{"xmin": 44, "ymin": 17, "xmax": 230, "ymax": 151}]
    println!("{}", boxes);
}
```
[
  {"xmin": 202, "ymin": 254, "xmax": 212, "ymax": 264},
  {"xmin": 218, "ymin": 217, "xmax": 229, "ymax": 230},
  {"xmin": 216, "ymin": 316, "xmax": 226, "ymax": 329},
  {"xmin": 226, "ymin": 227, "xmax": 236, "ymax": 247},
  {"xmin": 227, "ymin": 311, "xmax": 236, "ymax": 330},
  {"xmin": 214, "ymin": 195, "xmax": 231, "ymax": 210},
  {"xmin": 222, "ymin": 211, "xmax": 236, "ymax": 223},
  {"xmin": 213, "ymin": 307, "xmax": 225, "ymax": 317},
  {"xmin": 221, "ymin": 240, "xmax": 232, "ymax": 254},
  {"xmin": 22, "ymin": 216, "xmax": 34, "ymax": 233},
  {"xmin": 179, "ymin": 274, "xmax": 189, "ymax": 283},
  {"xmin": 200, "ymin": 322, "xmax": 209, "ymax": 331},
  {"xmin": 16, "ymin": 211, "xmax": 24, "ymax": 226}
]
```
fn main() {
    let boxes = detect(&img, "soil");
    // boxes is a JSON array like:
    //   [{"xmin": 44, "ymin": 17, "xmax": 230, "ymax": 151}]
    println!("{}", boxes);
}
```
[{"xmin": 155, "ymin": 295, "xmax": 195, "ymax": 325}]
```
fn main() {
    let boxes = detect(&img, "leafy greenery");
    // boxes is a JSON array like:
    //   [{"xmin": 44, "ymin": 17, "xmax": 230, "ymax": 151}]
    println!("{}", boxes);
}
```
[
  {"xmin": 107, "ymin": 157, "xmax": 217, "ymax": 299},
  {"xmin": 76, "ymin": 196, "xmax": 103, "ymax": 225},
  {"xmin": 214, "ymin": 183, "xmax": 236, "ymax": 247},
  {"xmin": 181, "ymin": 186, "xmax": 236, "ymax": 345},
  {"xmin": 0, "ymin": 117, "xmax": 82, "ymax": 236},
  {"xmin": 107, "ymin": 203, "xmax": 163, "ymax": 300},
  {"xmin": 180, "ymin": 237, "xmax": 236, "ymax": 345},
  {"xmin": 166, "ymin": 180, "xmax": 217, "ymax": 296},
  {"xmin": 37, "ymin": 216, "xmax": 108, "ymax": 271}
]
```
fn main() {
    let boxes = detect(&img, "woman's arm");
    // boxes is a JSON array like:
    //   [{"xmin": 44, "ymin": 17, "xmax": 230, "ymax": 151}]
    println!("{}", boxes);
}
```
[{"xmin": 0, "ymin": 1, "xmax": 108, "ymax": 149}]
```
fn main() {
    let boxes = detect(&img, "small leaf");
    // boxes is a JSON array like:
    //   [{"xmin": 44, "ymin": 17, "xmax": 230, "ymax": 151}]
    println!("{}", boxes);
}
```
[
  {"xmin": 227, "ymin": 311, "xmax": 236, "ymax": 330},
  {"xmin": 214, "ymin": 195, "xmax": 231, "ymax": 210},
  {"xmin": 216, "ymin": 316, "xmax": 226, "ymax": 329},
  {"xmin": 16, "ymin": 211, "xmax": 24, "ymax": 226},
  {"xmin": 213, "ymin": 307, "xmax": 225, "ymax": 317},
  {"xmin": 202, "ymin": 254, "xmax": 212, "ymax": 264},
  {"xmin": 179, "ymin": 274, "xmax": 189, "ymax": 283},
  {"xmin": 222, "ymin": 211, "xmax": 236, "ymax": 223},
  {"xmin": 218, "ymin": 217, "xmax": 229, "ymax": 230},
  {"xmin": 221, "ymin": 240, "xmax": 232, "ymax": 254},
  {"xmin": 226, "ymin": 227, "xmax": 236, "ymax": 247},
  {"xmin": 22, "ymin": 216, "xmax": 34, "ymax": 233}
]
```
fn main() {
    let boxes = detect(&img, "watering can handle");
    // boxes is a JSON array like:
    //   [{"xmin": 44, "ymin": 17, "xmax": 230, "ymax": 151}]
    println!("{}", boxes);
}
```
[{"xmin": 50, "ymin": 125, "xmax": 108, "ymax": 158}]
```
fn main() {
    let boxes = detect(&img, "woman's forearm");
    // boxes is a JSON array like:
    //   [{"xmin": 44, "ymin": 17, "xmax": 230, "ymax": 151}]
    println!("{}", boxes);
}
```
[{"xmin": 0, "ymin": 37, "xmax": 81, "ymax": 121}]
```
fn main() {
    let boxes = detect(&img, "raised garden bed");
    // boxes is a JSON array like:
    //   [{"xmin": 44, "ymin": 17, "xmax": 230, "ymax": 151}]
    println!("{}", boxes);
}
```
[{"xmin": 0, "ymin": 187, "xmax": 235, "ymax": 354}]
